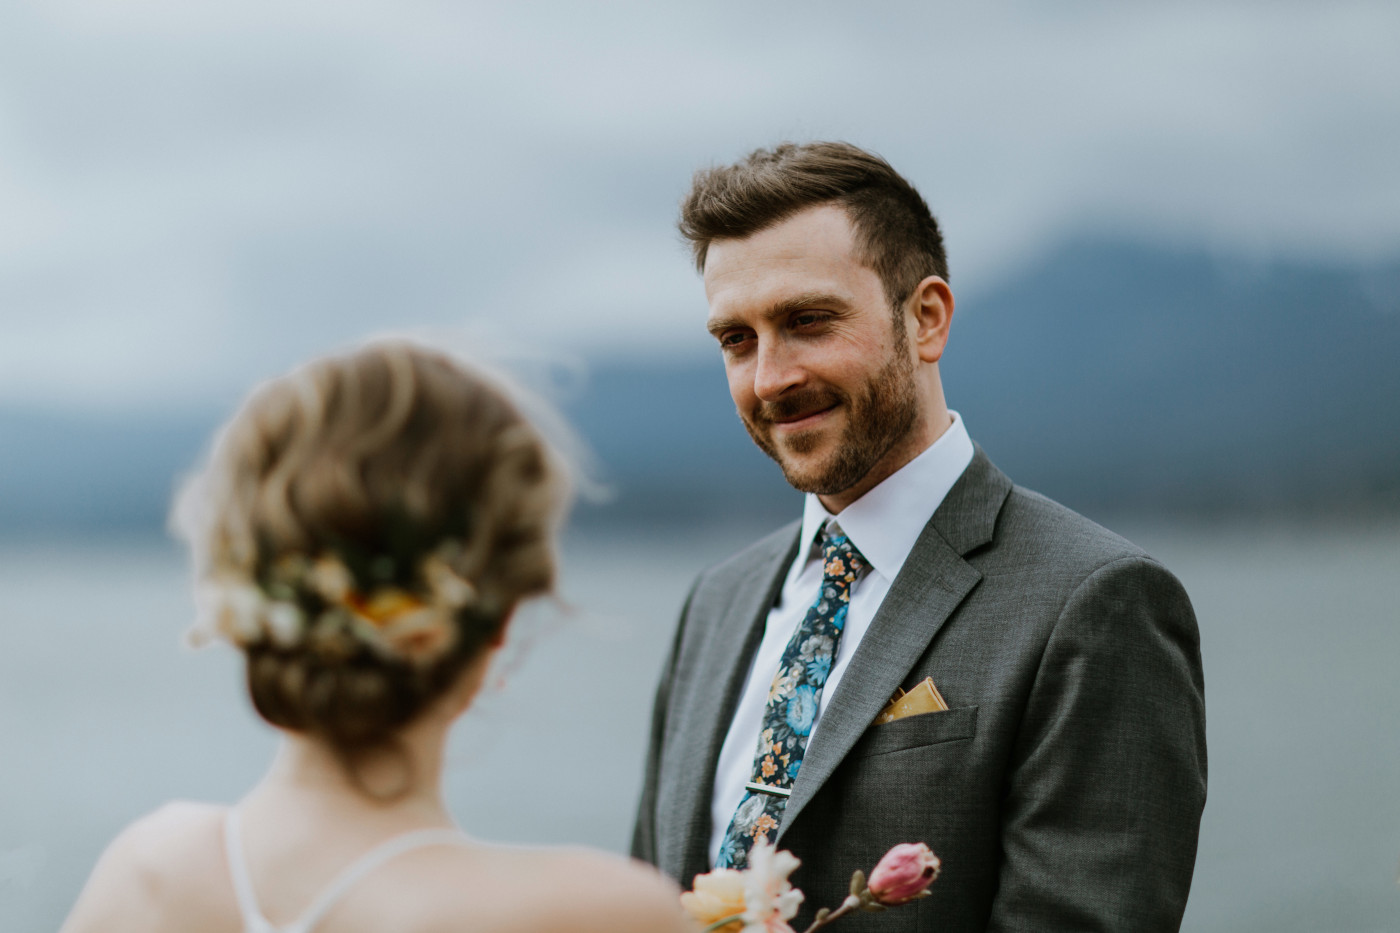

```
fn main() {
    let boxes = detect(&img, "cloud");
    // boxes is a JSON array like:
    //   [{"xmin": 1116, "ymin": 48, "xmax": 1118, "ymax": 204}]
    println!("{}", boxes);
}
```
[{"xmin": 1, "ymin": 1, "xmax": 1396, "ymax": 409}]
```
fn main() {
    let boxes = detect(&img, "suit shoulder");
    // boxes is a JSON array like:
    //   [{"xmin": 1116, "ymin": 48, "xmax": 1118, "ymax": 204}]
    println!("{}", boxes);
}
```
[
  {"xmin": 986, "ymin": 486, "xmax": 1197, "ymax": 648},
  {"xmin": 994, "ymin": 484, "xmax": 1157, "ymax": 574}
]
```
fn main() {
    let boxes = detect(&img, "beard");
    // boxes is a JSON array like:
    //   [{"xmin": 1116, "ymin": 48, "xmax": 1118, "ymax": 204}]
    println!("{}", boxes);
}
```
[{"xmin": 740, "ymin": 346, "xmax": 919, "ymax": 496}]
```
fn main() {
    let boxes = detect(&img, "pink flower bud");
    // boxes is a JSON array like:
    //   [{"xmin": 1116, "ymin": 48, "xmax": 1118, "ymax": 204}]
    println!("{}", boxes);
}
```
[{"xmin": 867, "ymin": 842, "xmax": 940, "ymax": 905}]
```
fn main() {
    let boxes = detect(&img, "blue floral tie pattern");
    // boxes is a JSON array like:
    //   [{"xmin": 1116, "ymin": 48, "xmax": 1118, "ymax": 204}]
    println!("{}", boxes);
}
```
[{"xmin": 715, "ymin": 525, "xmax": 868, "ymax": 870}]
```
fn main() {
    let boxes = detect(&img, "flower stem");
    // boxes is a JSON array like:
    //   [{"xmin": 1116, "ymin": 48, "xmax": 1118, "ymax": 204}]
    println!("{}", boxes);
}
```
[{"xmin": 802, "ymin": 895, "xmax": 862, "ymax": 932}]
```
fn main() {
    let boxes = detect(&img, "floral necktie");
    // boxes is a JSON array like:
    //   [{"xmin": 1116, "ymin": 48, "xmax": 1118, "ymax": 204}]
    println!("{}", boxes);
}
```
[{"xmin": 715, "ymin": 524, "xmax": 868, "ymax": 870}]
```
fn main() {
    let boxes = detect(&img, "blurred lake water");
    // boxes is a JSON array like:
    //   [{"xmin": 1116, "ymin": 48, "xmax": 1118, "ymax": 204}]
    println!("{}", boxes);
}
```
[{"xmin": 2, "ymin": 519, "xmax": 1398, "ymax": 931}]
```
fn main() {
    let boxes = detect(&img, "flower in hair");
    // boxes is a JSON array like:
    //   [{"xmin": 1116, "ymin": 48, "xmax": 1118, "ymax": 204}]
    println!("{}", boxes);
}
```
[
  {"xmin": 307, "ymin": 555, "xmax": 355, "ymax": 602},
  {"xmin": 194, "ymin": 541, "xmax": 479, "ymax": 666},
  {"xmin": 423, "ymin": 553, "xmax": 478, "ymax": 608},
  {"xmin": 338, "ymin": 585, "xmax": 457, "ymax": 664},
  {"xmin": 202, "ymin": 581, "xmax": 269, "ymax": 646},
  {"xmin": 263, "ymin": 600, "xmax": 306, "ymax": 648}
]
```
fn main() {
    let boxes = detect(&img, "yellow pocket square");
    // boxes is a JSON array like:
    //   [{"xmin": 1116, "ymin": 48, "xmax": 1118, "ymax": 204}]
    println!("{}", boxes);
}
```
[{"xmin": 874, "ymin": 677, "xmax": 950, "ymax": 724}]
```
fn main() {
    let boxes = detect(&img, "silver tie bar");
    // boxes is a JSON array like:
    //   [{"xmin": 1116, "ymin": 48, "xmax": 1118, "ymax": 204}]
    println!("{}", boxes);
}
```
[{"xmin": 745, "ymin": 781, "xmax": 793, "ymax": 798}]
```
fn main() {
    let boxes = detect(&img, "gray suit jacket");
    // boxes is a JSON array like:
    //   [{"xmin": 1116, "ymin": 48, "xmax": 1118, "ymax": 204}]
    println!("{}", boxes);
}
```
[{"xmin": 632, "ymin": 449, "xmax": 1206, "ymax": 932}]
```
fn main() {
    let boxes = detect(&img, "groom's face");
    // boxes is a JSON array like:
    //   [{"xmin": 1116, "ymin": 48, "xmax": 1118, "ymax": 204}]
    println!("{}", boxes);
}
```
[{"xmin": 703, "ymin": 204, "xmax": 920, "ymax": 499}]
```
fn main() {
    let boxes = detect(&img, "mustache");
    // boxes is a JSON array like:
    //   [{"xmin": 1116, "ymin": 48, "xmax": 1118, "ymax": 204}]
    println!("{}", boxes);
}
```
[{"xmin": 753, "ymin": 387, "xmax": 846, "ymax": 425}]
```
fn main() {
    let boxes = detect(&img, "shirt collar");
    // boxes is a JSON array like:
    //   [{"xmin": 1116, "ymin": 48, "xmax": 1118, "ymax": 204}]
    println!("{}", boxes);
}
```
[{"xmin": 794, "ymin": 410, "xmax": 975, "ymax": 583}]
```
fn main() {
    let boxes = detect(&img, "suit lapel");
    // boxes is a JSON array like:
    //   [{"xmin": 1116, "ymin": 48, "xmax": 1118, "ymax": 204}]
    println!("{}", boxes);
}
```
[
  {"xmin": 671, "ymin": 523, "xmax": 801, "ymax": 883},
  {"xmin": 777, "ymin": 448, "xmax": 1012, "ymax": 838}
]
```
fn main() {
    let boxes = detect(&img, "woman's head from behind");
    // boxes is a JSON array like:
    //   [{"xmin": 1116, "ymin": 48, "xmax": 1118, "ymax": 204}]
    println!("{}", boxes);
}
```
[{"xmin": 175, "ymin": 341, "xmax": 569, "ymax": 782}]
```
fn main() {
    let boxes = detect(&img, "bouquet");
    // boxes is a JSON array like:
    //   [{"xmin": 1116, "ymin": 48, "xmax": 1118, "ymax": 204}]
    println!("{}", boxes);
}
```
[{"xmin": 680, "ymin": 841, "xmax": 939, "ymax": 933}]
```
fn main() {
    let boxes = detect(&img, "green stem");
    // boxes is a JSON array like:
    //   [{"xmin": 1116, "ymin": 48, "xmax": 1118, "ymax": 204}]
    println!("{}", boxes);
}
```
[
  {"xmin": 802, "ymin": 895, "xmax": 862, "ymax": 932},
  {"xmin": 704, "ymin": 913, "xmax": 746, "ymax": 931}
]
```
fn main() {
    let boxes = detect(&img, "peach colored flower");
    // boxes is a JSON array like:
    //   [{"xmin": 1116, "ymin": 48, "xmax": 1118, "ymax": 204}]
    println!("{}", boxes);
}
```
[
  {"xmin": 742, "ymin": 842, "xmax": 803, "ymax": 932},
  {"xmin": 422, "ymin": 552, "xmax": 477, "ymax": 608},
  {"xmin": 345, "ymin": 587, "xmax": 428, "ymax": 627},
  {"xmin": 867, "ymin": 842, "xmax": 940, "ymax": 905},
  {"xmin": 363, "ymin": 605, "xmax": 458, "ymax": 665},
  {"xmin": 680, "ymin": 868, "xmax": 746, "ymax": 933},
  {"xmin": 306, "ymin": 555, "xmax": 354, "ymax": 602}
]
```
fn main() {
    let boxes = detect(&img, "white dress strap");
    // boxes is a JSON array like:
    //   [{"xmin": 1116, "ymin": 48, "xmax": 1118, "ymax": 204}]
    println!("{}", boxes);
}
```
[
  {"xmin": 223, "ymin": 808, "xmax": 472, "ymax": 933},
  {"xmin": 224, "ymin": 808, "xmax": 277, "ymax": 933}
]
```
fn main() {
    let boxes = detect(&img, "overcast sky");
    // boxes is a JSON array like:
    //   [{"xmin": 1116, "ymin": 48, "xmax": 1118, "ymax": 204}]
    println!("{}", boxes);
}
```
[{"xmin": 2, "ymin": 1, "xmax": 1397, "ymax": 412}]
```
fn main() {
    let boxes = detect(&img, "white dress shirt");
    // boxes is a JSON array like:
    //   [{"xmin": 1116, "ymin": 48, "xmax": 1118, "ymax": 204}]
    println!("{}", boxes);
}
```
[{"xmin": 707, "ymin": 411, "xmax": 975, "ymax": 867}]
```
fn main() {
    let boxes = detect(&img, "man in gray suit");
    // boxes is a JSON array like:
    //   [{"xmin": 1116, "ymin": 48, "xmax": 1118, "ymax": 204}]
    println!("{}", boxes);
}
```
[{"xmin": 631, "ymin": 142, "xmax": 1207, "ymax": 931}]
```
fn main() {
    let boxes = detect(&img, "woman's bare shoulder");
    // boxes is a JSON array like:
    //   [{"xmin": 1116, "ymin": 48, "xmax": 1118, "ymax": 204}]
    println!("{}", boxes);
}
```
[
  {"xmin": 59, "ymin": 801, "xmax": 231, "ymax": 933},
  {"xmin": 112, "ymin": 800, "xmax": 229, "ymax": 880},
  {"xmin": 421, "ymin": 843, "xmax": 692, "ymax": 933},
  {"xmin": 126, "ymin": 799, "xmax": 227, "ymax": 843}
]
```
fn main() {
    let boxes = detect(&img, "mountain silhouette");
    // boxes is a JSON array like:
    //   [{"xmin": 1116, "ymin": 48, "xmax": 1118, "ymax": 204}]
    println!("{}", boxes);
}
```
[{"xmin": 3, "ymin": 238, "xmax": 1397, "ymax": 536}]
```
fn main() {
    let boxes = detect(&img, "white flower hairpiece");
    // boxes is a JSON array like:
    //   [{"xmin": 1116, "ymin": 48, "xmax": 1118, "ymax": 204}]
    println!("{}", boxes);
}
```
[{"xmin": 192, "ymin": 541, "xmax": 480, "ymax": 666}]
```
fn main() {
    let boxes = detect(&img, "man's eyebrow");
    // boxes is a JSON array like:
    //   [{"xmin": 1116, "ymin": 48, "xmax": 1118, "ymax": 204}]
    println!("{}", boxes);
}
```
[
  {"xmin": 705, "ymin": 292, "xmax": 851, "ymax": 338},
  {"xmin": 706, "ymin": 316, "xmax": 742, "ymax": 338}
]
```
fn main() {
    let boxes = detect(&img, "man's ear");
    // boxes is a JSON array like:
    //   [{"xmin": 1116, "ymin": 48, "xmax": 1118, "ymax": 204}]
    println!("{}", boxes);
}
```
[{"xmin": 909, "ymin": 276, "xmax": 954, "ymax": 364}]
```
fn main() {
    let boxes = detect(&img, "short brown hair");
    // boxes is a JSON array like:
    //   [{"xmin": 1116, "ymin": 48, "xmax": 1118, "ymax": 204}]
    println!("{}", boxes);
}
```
[{"xmin": 679, "ymin": 141, "xmax": 948, "ymax": 308}]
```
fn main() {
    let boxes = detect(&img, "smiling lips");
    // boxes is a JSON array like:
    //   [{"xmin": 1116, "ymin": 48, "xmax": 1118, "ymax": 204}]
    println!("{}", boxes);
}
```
[
  {"xmin": 770, "ymin": 404, "xmax": 838, "ymax": 429},
  {"xmin": 757, "ymin": 387, "xmax": 846, "ymax": 430}
]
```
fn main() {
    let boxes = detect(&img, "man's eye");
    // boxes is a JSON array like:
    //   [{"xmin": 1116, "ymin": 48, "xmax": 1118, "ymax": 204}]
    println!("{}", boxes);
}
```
[
  {"xmin": 719, "ymin": 332, "xmax": 751, "ymax": 349},
  {"xmin": 793, "ymin": 312, "xmax": 825, "ymax": 328}
]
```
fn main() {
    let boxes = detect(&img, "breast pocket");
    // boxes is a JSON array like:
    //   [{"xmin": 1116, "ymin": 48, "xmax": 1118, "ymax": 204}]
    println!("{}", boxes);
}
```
[{"xmin": 853, "ymin": 705, "xmax": 979, "ymax": 758}]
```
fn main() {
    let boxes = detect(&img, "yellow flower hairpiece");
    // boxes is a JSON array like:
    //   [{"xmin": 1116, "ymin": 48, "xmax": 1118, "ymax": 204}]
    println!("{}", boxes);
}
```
[{"xmin": 192, "ymin": 541, "xmax": 479, "ymax": 666}]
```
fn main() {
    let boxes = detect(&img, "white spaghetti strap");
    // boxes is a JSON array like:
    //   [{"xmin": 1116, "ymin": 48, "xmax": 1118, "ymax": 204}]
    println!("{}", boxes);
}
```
[
  {"xmin": 223, "ymin": 807, "xmax": 471, "ymax": 933},
  {"xmin": 288, "ymin": 827, "xmax": 472, "ymax": 933},
  {"xmin": 224, "ymin": 809, "xmax": 277, "ymax": 933}
]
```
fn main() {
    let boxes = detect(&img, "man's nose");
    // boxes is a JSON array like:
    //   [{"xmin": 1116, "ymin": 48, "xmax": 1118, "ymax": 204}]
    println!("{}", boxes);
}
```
[{"xmin": 751, "ymin": 338, "xmax": 806, "ymax": 401}]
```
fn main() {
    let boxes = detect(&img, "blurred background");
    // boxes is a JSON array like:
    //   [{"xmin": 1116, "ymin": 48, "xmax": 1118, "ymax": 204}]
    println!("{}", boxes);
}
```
[{"xmin": 2, "ymin": 2, "xmax": 1398, "ymax": 930}]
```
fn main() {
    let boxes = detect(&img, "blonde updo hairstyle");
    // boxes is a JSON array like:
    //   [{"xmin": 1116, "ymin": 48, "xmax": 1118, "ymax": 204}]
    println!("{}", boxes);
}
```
[{"xmin": 175, "ymin": 341, "xmax": 569, "ymax": 783}]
